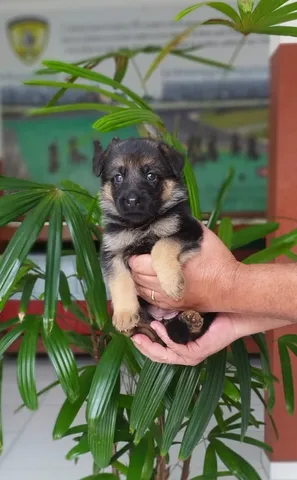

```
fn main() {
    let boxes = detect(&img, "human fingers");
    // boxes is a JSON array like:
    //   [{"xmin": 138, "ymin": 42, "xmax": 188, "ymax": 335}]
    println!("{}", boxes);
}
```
[
  {"xmin": 150, "ymin": 322, "xmax": 200, "ymax": 366},
  {"xmin": 135, "ymin": 285, "xmax": 179, "ymax": 309},
  {"xmin": 128, "ymin": 255, "xmax": 156, "ymax": 276},
  {"xmin": 131, "ymin": 273, "xmax": 162, "ymax": 293},
  {"xmin": 131, "ymin": 333, "xmax": 185, "ymax": 364}
]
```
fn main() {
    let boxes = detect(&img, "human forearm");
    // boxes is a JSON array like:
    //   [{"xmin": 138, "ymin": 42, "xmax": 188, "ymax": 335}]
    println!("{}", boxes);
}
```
[
  {"xmin": 230, "ymin": 263, "xmax": 297, "ymax": 322},
  {"xmin": 233, "ymin": 313, "xmax": 294, "ymax": 339}
]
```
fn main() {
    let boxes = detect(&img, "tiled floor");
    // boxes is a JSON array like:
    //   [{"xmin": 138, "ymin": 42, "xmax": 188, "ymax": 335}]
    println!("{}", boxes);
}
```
[{"xmin": 0, "ymin": 356, "xmax": 267, "ymax": 480}]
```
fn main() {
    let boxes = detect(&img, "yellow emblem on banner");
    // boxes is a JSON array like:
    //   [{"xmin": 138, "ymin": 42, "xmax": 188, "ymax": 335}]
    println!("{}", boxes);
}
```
[{"xmin": 7, "ymin": 16, "xmax": 49, "ymax": 65}]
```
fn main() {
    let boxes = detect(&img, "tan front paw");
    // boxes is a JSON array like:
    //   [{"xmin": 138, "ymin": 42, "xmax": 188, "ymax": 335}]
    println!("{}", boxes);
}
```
[
  {"xmin": 112, "ymin": 310, "xmax": 140, "ymax": 332},
  {"xmin": 180, "ymin": 310, "xmax": 204, "ymax": 334},
  {"xmin": 160, "ymin": 273, "xmax": 185, "ymax": 301}
]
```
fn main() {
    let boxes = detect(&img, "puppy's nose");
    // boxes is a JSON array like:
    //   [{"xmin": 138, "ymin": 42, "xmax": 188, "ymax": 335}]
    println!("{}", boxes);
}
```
[{"xmin": 126, "ymin": 192, "xmax": 140, "ymax": 208}]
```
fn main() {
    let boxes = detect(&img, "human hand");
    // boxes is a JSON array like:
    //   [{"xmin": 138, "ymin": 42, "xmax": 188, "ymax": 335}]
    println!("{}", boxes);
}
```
[
  {"xmin": 128, "ymin": 224, "xmax": 239, "ymax": 314},
  {"xmin": 131, "ymin": 313, "xmax": 237, "ymax": 365},
  {"xmin": 131, "ymin": 313, "xmax": 291, "ymax": 365}
]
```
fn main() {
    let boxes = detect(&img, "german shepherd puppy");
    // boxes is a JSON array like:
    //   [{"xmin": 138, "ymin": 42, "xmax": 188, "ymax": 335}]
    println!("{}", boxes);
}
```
[{"xmin": 93, "ymin": 137, "xmax": 216, "ymax": 345}]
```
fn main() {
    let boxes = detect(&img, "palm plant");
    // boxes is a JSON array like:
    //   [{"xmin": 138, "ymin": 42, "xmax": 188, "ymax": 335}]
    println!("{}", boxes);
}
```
[{"xmin": 1, "ymin": 1, "xmax": 297, "ymax": 479}]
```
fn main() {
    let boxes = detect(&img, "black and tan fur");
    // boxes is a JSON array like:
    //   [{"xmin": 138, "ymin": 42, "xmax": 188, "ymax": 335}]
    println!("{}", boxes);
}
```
[{"xmin": 93, "ymin": 137, "xmax": 216, "ymax": 345}]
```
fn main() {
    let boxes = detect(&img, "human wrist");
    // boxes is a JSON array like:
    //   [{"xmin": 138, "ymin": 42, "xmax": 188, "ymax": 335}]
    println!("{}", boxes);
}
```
[
  {"xmin": 231, "ymin": 313, "xmax": 294, "ymax": 339},
  {"xmin": 216, "ymin": 259, "xmax": 242, "ymax": 313},
  {"xmin": 229, "ymin": 262, "xmax": 297, "ymax": 322},
  {"xmin": 229, "ymin": 262, "xmax": 267, "ymax": 316}
]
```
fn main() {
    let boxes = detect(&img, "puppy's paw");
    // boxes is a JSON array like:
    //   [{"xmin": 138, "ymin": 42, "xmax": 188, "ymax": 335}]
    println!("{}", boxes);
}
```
[
  {"xmin": 132, "ymin": 324, "xmax": 165, "ymax": 345},
  {"xmin": 112, "ymin": 310, "xmax": 140, "ymax": 332},
  {"xmin": 180, "ymin": 310, "xmax": 204, "ymax": 334},
  {"xmin": 159, "ymin": 272, "xmax": 185, "ymax": 301}
]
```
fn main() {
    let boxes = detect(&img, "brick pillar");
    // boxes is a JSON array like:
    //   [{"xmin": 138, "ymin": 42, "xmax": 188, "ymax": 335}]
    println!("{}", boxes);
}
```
[{"xmin": 262, "ymin": 42, "xmax": 297, "ymax": 480}]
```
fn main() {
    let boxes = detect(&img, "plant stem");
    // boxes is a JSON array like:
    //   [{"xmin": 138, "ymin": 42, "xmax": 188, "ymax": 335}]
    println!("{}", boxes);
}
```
[
  {"xmin": 155, "ymin": 415, "xmax": 167, "ymax": 480},
  {"xmin": 111, "ymin": 446, "xmax": 121, "ymax": 478},
  {"xmin": 180, "ymin": 457, "xmax": 191, "ymax": 480},
  {"xmin": 156, "ymin": 455, "xmax": 167, "ymax": 480},
  {"xmin": 91, "ymin": 327, "xmax": 100, "ymax": 362}
]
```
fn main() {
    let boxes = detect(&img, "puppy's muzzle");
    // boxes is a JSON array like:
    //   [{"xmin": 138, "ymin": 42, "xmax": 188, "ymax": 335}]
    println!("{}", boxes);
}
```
[{"xmin": 124, "ymin": 191, "xmax": 140, "ymax": 209}]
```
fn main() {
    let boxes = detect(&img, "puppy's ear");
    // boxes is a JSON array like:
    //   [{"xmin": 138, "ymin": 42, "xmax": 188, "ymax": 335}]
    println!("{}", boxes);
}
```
[
  {"xmin": 92, "ymin": 140, "xmax": 105, "ymax": 177},
  {"xmin": 158, "ymin": 142, "xmax": 184, "ymax": 178}
]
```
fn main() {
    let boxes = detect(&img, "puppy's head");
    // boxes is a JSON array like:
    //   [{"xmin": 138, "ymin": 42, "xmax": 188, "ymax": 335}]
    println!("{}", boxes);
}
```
[{"xmin": 93, "ymin": 137, "xmax": 188, "ymax": 226}]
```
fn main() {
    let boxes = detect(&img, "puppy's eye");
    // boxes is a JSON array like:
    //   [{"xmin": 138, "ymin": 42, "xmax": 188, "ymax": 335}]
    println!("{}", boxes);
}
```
[
  {"xmin": 114, "ymin": 173, "xmax": 124, "ymax": 184},
  {"xmin": 147, "ymin": 172, "xmax": 157, "ymax": 182}
]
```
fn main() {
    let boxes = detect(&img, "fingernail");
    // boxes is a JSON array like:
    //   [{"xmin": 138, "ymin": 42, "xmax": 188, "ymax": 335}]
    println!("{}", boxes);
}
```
[{"xmin": 132, "ymin": 337, "xmax": 141, "ymax": 346}]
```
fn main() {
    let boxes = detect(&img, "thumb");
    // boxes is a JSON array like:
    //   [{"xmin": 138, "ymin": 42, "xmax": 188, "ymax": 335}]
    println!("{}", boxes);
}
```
[{"xmin": 128, "ymin": 254, "xmax": 155, "ymax": 275}]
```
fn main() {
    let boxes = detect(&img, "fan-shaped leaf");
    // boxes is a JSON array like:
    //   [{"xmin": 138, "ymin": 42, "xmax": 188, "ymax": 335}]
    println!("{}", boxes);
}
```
[
  {"xmin": 270, "ymin": 228, "xmax": 297, "ymax": 248},
  {"xmin": 252, "ymin": 333, "xmax": 275, "ymax": 412},
  {"xmin": 127, "ymin": 436, "xmax": 148, "ymax": 480},
  {"xmin": 162, "ymin": 132, "xmax": 201, "ymax": 220},
  {"xmin": 63, "ymin": 424, "xmax": 88, "ymax": 437},
  {"xmin": 214, "ymin": 432, "xmax": 272, "ymax": 452},
  {"xmin": 231, "ymin": 339, "xmax": 251, "ymax": 440},
  {"xmin": 184, "ymin": 158, "xmax": 201, "ymax": 220},
  {"xmin": 66, "ymin": 433, "xmax": 89, "ymax": 459},
  {"xmin": 28, "ymin": 103, "xmax": 121, "ymax": 117},
  {"xmin": 42, "ymin": 322, "xmax": 80, "ymax": 403},
  {"xmin": 59, "ymin": 271, "xmax": 72, "ymax": 310},
  {"xmin": 89, "ymin": 378, "xmax": 119, "ymax": 468},
  {"xmin": 62, "ymin": 192, "xmax": 108, "ymax": 328},
  {"xmin": 278, "ymin": 338, "xmax": 294, "ymax": 414},
  {"xmin": 18, "ymin": 274, "xmax": 39, "ymax": 321},
  {"xmin": 0, "ymin": 323, "xmax": 25, "ymax": 357},
  {"xmin": 17, "ymin": 318, "xmax": 40, "ymax": 410},
  {"xmin": 0, "ymin": 176, "xmax": 54, "ymax": 191},
  {"xmin": 43, "ymin": 196, "xmax": 63, "ymax": 335},
  {"xmin": 254, "ymin": 2, "xmax": 297, "ymax": 29},
  {"xmin": 257, "ymin": 25, "xmax": 297, "ymax": 35},
  {"xmin": 130, "ymin": 360, "xmax": 177, "ymax": 443},
  {"xmin": 213, "ymin": 438, "xmax": 262, "ymax": 480},
  {"xmin": 53, "ymin": 366, "xmax": 95, "ymax": 439},
  {"xmin": 191, "ymin": 472, "xmax": 233, "ymax": 479},
  {"xmin": 41, "ymin": 60, "xmax": 150, "ymax": 110},
  {"xmin": 64, "ymin": 331, "xmax": 93, "ymax": 355},
  {"xmin": 218, "ymin": 217, "xmax": 233, "ymax": 249},
  {"xmin": 114, "ymin": 55, "xmax": 129, "ymax": 83},
  {"xmin": 171, "ymin": 50, "xmax": 232, "ymax": 70},
  {"xmin": 203, "ymin": 443, "xmax": 218, "ymax": 478},
  {"xmin": 161, "ymin": 365, "xmax": 202, "ymax": 455},
  {"xmin": 124, "ymin": 339, "xmax": 145, "ymax": 375},
  {"xmin": 223, "ymin": 378, "xmax": 240, "ymax": 403},
  {"xmin": 251, "ymin": 0, "xmax": 289, "ymax": 24},
  {"xmin": 175, "ymin": 2, "xmax": 240, "ymax": 22},
  {"xmin": 0, "ymin": 194, "xmax": 54, "ymax": 302},
  {"xmin": 81, "ymin": 475, "xmax": 118, "ymax": 480},
  {"xmin": 0, "ymin": 318, "xmax": 21, "ymax": 333},
  {"xmin": 87, "ymin": 335, "xmax": 125, "ymax": 425},
  {"xmin": 93, "ymin": 108, "xmax": 164, "ymax": 133},
  {"xmin": 179, "ymin": 349, "xmax": 227, "ymax": 460},
  {"xmin": 24, "ymin": 80, "xmax": 136, "ymax": 108},
  {"xmin": 231, "ymin": 222, "xmax": 279, "ymax": 250},
  {"xmin": 243, "ymin": 240, "xmax": 297, "ymax": 264},
  {"xmin": 142, "ymin": 432, "xmax": 155, "ymax": 480},
  {"xmin": 61, "ymin": 180, "xmax": 101, "ymax": 225},
  {"xmin": 0, "ymin": 190, "xmax": 48, "ymax": 227},
  {"xmin": 144, "ymin": 24, "xmax": 199, "ymax": 82},
  {"xmin": 208, "ymin": 168, "xmax": 234, "ymax": 230}
]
